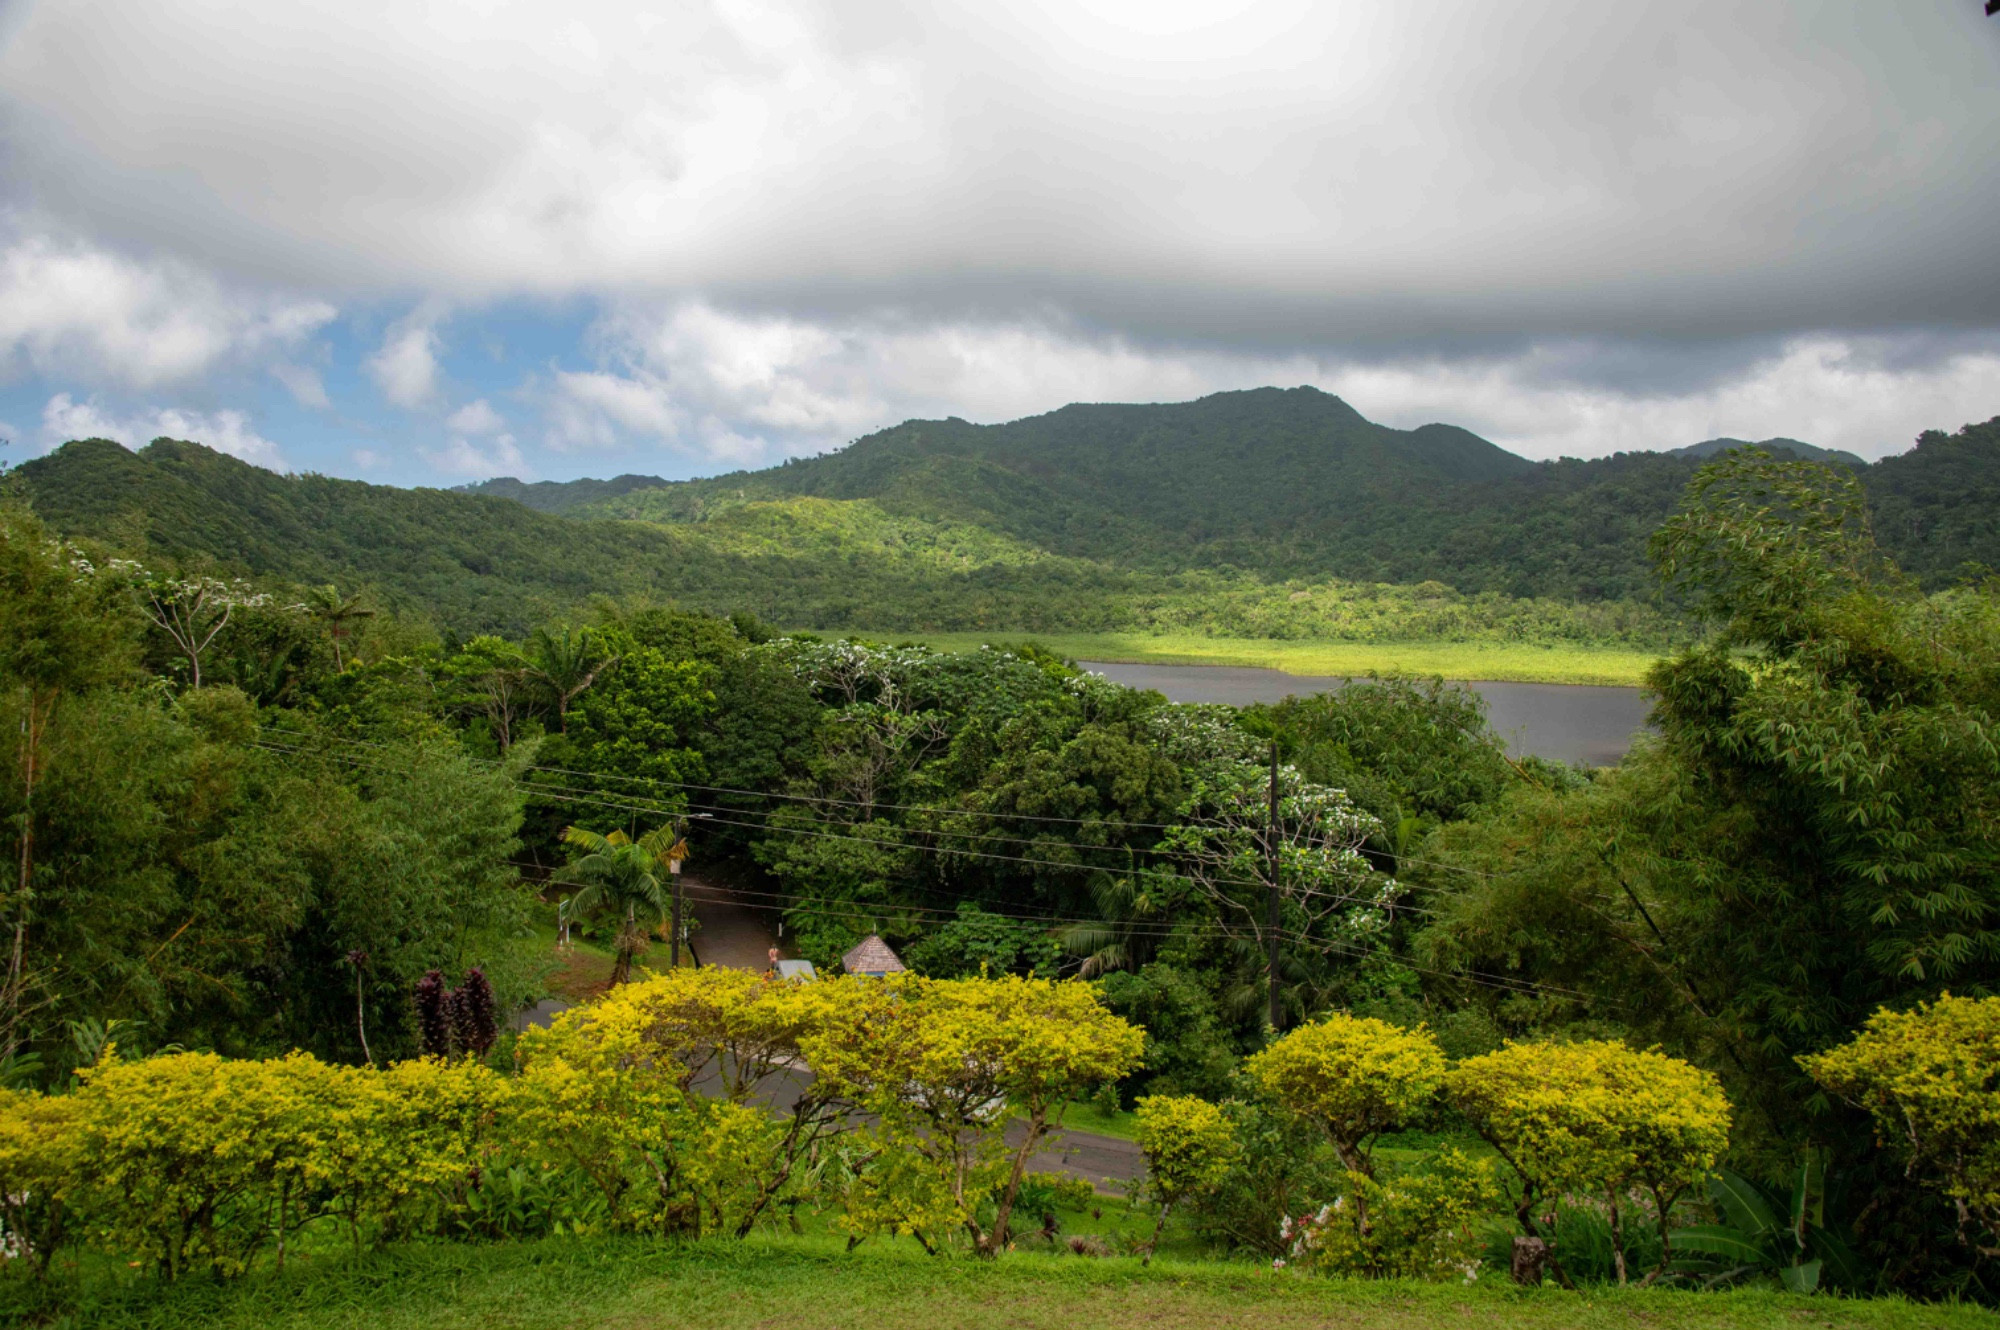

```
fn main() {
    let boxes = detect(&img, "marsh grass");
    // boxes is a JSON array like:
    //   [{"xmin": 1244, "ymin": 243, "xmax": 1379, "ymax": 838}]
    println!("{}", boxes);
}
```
[{"xmin": 889, "ymin": 633, "xmax": 1664, "ymax": 687}]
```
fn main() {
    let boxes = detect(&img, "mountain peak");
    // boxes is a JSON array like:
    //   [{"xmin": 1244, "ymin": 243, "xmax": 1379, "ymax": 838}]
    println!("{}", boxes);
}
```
[{"xmin": 1670, "ymin": 436, "xmax": 1866, "ymax": 468}]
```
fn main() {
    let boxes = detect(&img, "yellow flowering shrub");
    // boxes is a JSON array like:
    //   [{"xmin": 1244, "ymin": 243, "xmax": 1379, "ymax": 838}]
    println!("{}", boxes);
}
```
[
  {"xmin": 511, "ymin": 985, "xmax": 803, "ymax": 1237},
  {"xmin": 0, "ymin": 1086, "xmax": 82, "ymax": 1275},
  {"xmin": 1281, "ymin": 1147, "xmax": 1503, "ymax": 1281},
  {"xmin": 804, "ymin": 973, "xmax": 1143, "ymax": 1255},
  {"xmin": 1134, "ymin": 1094, "xmax": 1240, "ymax": 1262},
  {"xmin": 1245, "ymin": 1014, "xmax": 1447, "ymax": 1176},
  {"xmin": 71, "ymin": 1051, "xmax": 336, "ymax": 1279},
  {"xmin": 1447, "ymin": 1040, "xmax": 1731, "ymax": 1285},
  {"xmin": 1801, "ymin": 994, "xmax": 2000, "ymax": 1257},
  {"xmin": 308, "ymin": 1057, "xmax": 507, "ymax": 1246}
]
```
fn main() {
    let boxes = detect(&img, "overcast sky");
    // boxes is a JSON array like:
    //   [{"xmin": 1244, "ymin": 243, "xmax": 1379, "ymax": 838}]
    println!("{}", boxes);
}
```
[{"xmin": 2, "ymin": 1, "xmax": 1998, "ymax": 484}]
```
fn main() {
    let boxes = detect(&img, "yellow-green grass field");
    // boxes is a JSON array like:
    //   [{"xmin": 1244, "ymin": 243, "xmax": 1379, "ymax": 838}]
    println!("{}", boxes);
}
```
[
  {"xmin": 859, "ymin": 632, "xmax": 1666, "ymax": 687},
  {"xmin": 47, "ymin": 1235, "xmax": 1991, "ymax": 1330}
]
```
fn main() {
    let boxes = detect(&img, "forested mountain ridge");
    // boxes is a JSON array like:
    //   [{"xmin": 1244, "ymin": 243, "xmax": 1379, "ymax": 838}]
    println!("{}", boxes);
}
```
[
  {"xmin": 16, "ymin": 397, "xmax": 2000, "ymax": 641},
  {"xmin": 481, "ymin": 387, "xmax": 2000, "ymax": 597},
  {"xmin": 1669, "ymin": 435, "xmax": 1867, "ymax": 467}
]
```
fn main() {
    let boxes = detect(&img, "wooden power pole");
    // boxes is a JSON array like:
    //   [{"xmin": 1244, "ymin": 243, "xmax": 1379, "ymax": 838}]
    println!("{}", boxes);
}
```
[{"xmin": 1266, "ymin": 740, "xmax": 1282, "ymax": 1031}]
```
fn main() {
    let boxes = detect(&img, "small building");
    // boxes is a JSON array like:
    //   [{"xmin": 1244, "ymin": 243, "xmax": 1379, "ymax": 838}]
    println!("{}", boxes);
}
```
[
  {"xmin": 775, "ymin": 959, "xmax": 818, "ymax": 982},
  {"xmin": 841, "ymin": 934, "xmax": 906, "ymax": 977}
]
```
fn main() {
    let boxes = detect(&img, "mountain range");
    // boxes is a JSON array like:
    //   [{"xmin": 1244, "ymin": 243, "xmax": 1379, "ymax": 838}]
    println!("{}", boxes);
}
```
[{"xmin": 16, "ymin": 387, "xmax": 2000, "ymax": 638}]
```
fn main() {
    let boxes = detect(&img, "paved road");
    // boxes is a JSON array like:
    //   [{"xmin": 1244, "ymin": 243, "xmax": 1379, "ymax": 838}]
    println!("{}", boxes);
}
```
[{"xmin": 511, "ymin": 880, "xmax": 1144, "ymax": 1186}]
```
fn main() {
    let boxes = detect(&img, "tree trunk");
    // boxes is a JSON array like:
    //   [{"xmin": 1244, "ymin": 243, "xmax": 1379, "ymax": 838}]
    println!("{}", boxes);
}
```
[
  {"xmin": 4, "ymin": 685, "xmax": 53, "ymax": 1060},
  {"xmin": 1608, "ymin": 1192, "xmax": 1628, "ymax": 1285},
  {"xmin": 1510, "ymin": 1235, "xmax": 1549, "ymax": 1286}
]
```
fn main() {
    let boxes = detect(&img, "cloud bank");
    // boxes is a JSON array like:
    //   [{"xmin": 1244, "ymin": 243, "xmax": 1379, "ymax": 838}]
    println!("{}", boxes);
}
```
[{"xmin": 0, "ymin": 1, "xmax": 1995, "ymax": 478}]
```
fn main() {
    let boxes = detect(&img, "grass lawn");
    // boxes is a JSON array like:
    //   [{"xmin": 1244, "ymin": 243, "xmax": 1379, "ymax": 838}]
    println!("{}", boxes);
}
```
[
  {"xmin": 40, "ymin": 1234, "xmax": 1993, "ymax": 1330},
  {"xmin": 1059, "ymin": 1100, "xmax": 1141, "ymax": 1141},
  {"xmin": 852, "ymin": 632, "xmax": 1664, "ymax": 687}
]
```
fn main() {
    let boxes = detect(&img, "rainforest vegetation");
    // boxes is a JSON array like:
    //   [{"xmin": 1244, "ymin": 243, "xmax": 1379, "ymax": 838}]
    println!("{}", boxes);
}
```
[
  {"xmin": 19, "ymin": 391, "xmax": 2000, "ymax": 652},
  {"xmin": 2, "ymin": 426, "xmax": 2000, "ymax": 1318}
]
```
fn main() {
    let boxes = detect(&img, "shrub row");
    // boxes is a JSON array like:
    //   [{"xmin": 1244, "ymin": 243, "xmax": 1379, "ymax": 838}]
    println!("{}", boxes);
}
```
[{"xmin": 0, "ymin": 969, "xmax": 1142, "ymax": 1277}]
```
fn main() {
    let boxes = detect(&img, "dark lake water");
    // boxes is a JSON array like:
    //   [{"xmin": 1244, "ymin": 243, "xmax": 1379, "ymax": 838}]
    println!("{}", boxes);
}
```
[{"xmin": 1079, "ymin": 661, "xmax": 1652, "ymax": 766}]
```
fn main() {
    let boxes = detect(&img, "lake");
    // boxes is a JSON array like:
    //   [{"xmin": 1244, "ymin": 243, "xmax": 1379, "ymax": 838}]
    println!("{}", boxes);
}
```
[{"xmin": 1078, "ymin": 661, "xmax": 1651, "ymax": 766}]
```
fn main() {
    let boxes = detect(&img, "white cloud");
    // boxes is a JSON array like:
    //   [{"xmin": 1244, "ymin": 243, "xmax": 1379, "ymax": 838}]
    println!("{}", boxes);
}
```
[
  {"xmin": 0, "ymin": 230, "xmax": 335, "ymax": 389},
  {"xmin": 423, "ymin": 433, "xmax": 527, "ymax": 479},
  {"xmin": 542, "ymin": 301, "xmax": 2000, "ymax": 466},
  {"xmin": 41, "ymin": 393, "xmax": 286, "ymax": 468},
  {"xmin": 0, "ymin": 2, "xmax": 1994, "ymax": 345},
  {"xmin": 446, "ymin": 398, "xmax": 507, "ymax": 436},
  {"xmin": 270, "ymin": 361, "xmax": 330, "ymax": 409},
  {"xmin": 367, "ymin": 305, "xmax": 446, "ymax": 408}
]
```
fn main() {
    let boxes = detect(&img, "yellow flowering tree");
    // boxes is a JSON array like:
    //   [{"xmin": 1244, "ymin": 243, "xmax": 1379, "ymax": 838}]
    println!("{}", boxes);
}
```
[
  {"xmin": 1134, "ymin": 1094, "xmax": 1240, "ymax": 1263},
  {"xmin": 511, "ymin": 998, "xmax": 718, "ymax": 1233},
  {"xmin": 1448, "ymin": 1040, "xmax": 1731, "ymax": 1286},
  {"xmin": 1245, "ymin": 1014, "xmax": 1447, "ymax": 1181},
  {"xmin": 0, "ymin": 1086, "xmax": 81, "ymax": 1276},
  {"xmin": 1801, "ymin": 994, "xmax": 2000, "ymax": 1261},
  {"xmin": 806, "ymin": 973, "xmax": 1142, "ymax": 1255},
  {"xmin": 547, "ymin": 968, "xmax": 882, "ymax": 1237}
]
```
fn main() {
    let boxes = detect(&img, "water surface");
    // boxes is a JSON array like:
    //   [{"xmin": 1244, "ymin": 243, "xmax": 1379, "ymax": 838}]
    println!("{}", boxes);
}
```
[{"xmin": 1079, "ymin": 661, "xmax": 1649, "ymax": 766}]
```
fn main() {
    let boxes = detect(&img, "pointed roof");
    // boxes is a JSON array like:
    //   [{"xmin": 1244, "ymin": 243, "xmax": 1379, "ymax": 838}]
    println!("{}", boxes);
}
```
[{"xmin": 841, "ymin": 933, "xmax": 906, "ymax": 976}]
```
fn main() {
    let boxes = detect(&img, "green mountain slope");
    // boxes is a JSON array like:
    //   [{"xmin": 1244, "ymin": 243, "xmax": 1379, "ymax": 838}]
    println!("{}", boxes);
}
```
[
  {"xmin": 484, "ymin": 392, "xmax": 2000, "ymax": 598},
  {"xmin": 1669, "ymin": 436, "xmax": 1867, "ymax": 467},
  {"xmin": 19, "ymin": 398, "xmax": 2000, "ymax": 647}
]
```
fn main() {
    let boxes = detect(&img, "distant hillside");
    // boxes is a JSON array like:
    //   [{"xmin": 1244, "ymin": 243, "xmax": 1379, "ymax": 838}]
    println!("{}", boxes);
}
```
[
  {"xmin": 458, "ymin": 472, "xmax": 667, "ymax": 514},
  {"xmin": 473, "ymin": 388, "xmax": 1905, "ymax": 601},
  {"xmin": 1669, "ymin": 436, "xmax": 1867, "ymax": 467},
  {"xmin": 21, "ymin": 397, "xmax": 2000, "ymax": 640}
]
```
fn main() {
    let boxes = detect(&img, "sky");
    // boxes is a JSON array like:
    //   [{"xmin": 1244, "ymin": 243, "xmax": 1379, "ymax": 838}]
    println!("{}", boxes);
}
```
[{"xmin": 1, "ymin": 1, "xmax": 1998, "ymax": 486}]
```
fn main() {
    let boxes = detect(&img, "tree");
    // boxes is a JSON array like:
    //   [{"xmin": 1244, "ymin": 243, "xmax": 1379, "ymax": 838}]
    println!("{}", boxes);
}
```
[
  {"xmin": 302, "ymin": 585, "xmax": 373, "ymax": 672},
  {"xmin": 1133, "ymin": 1093, "xmax": 1239, "ymax": 1263},
  {"xmin": 1448, "ymin": 1040, "xmax": 1731, "ymax": 1287},
  {"xmin": 1802, "ymin": 995, "xmax": 2000, "ymax": 1263},
  {"xmin": 441, "ymin": 636, "xmax": 535, "ymax": 753},
  {"xmin": 1246, "ymin": 1014, "xmax": 1447, "ymax": 1181},
  {"xmin": 805, "ymin": 973, "xmax": 1142, "ymax": 1255},
  {"xmin": 1159, "ymin": 758, "xmax": 1401, "ymax": 1023},
  {"xmin": 126, "ymin": 570, "xmax": 273, "ymax": 690},
  {"xmin": 527, "ymin": 626, "xmax": 616, "ymax": 733},
  {"xmin": 555, "ymin": 825, "xmax": 678, "ymax": 986},
  {"xmin": 0, "ymin": 510, "xmax": 132, "ymax": 1059}
]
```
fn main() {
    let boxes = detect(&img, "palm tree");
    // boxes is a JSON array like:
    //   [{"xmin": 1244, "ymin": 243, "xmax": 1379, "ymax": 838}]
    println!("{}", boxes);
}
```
[
  {"xmin": 304, "ymin": 584, "xmax": 374, "ymax": 671},
  {"xmin": 528, "ymin": 627, "xmax": 617, "ymax": 732},
  {"xmin": 555, "ymin": 825, "xmax": 680, "ymax": 985}
]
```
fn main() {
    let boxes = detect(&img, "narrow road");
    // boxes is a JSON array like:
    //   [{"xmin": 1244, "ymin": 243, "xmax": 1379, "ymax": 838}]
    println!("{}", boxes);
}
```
[{"xmin": 514, "ymin": 879, "xmax": 1144, "ymax": 1188}]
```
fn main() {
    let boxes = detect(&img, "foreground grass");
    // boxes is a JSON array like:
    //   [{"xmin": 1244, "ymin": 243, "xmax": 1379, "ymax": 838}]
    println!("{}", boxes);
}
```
[
  {"xmin": 27, "ymin": 1234, "xmax": 1990, "ymax": 1330},
  {"xmin": 892, "ymin": 633, "xmax": 1663, "ymax": 687}
]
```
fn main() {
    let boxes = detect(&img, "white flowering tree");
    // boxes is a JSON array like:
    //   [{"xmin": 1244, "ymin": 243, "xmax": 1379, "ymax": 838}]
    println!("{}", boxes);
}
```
[
  {"xmin": 110, "ymin": 564, "xmax": 272, "ymax": 689},
  {"xmin": 1158, "ymin": 758, "xmax": 1402, "ymax": 1016}
]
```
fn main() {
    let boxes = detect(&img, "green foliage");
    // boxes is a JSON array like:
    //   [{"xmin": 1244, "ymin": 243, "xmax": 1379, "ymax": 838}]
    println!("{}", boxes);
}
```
[
  {"xmin": 1802, "ymin": 995, "xmax": 2000, "ymax": 1263},
  {"xmin": 1095, "ymin": 963, "xmax": 1239, "ymax": 1103},
  {"xmin": 904, "ymin": 902, "xmax": 1059, "ymax": 979},
  {"xmin": 1255, "ymin": 675, "xmax": 1513, "ymax": 830},
  {"xmin": 1280, "ymin": 1146, "xmax": 1503, "ymax": 1281},
  {"xmin": 1448, "ymin": 1040, "xmax": 1732, "ymax": 1286},
  {"xmin": 1667, "ymin": 1165, "xmax": 1867, "ymax": 1294},
  {"xmin": 1247, "ymin": 1015, "xmax": 1448, "ymax": 1177}
]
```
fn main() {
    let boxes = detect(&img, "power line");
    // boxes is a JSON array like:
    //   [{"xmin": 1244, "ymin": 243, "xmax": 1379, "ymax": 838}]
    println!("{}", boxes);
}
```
[
  {"xmin": 255, "ymin": 737, "xmax": 1599, "ymax": 1007},
  {"xmin": 253, "ymin": 720, "xmax": 1507, "ymax": 880}
]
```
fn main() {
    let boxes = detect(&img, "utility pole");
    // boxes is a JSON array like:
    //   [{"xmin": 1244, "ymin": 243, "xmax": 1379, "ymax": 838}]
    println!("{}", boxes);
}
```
[
  {"xmin": 1266, "ymin": 739, "xmax": 1282, "ymax": 1032},
  {"xmin": 665, "ymin": 815, "xmax": 705, "ymax": 968},
  {"xmin": 669, "ymin": 851, "xmax": 684, "ymax": 969}
]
